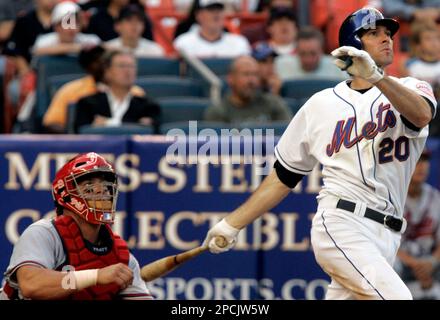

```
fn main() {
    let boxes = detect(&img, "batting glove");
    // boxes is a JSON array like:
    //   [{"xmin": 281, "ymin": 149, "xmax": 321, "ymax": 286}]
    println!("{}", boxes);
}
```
[
  {"xmin": 203, "ymin": 219, "xmax": 240, "ymax": 254},
  {"xmin": 331, "ymin": 46, "xmax": 384, "ymax": 83}
]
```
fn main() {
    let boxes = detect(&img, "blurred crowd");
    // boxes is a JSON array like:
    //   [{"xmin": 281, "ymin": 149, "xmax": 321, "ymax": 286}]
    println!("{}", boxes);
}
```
[{"xmin": 0, "ymin": 0, "xmax": 439, "ymax": 136}]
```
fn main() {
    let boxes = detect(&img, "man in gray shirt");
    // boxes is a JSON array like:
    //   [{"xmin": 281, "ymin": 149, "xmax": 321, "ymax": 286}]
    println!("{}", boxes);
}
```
[
  {"xmin": 1, "ymin": 152, "xmax": 152, "ymax": 300},
  {"xmin": 204, "ymin": 55, "xmax": 292, "ymax": 126},
  {"xmin": 275, "ymin": 26, "xmax": 347, "ymax": 81}
]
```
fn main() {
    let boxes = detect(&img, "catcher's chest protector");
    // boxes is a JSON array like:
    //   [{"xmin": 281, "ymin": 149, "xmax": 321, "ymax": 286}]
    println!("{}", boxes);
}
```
[{"xmin": 53, "ymin": 215, "xmax": 129, "ymax": 300}]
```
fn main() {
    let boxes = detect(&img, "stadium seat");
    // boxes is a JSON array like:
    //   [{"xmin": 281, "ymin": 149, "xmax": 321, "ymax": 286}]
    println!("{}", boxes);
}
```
[
  {"xmin": 137, "ymin": 57, "xmax": 180, "ymax": 76},
  {"xmin": 35, "ymin": 55, "xmax": 84, "ymax": 124},
  {"xmin": 78, "ymin": 124, "xmax": 154, "ymax": 135},
  {"xmin": 284, "ymin": 97, "xmax": 307, "ymax": 116},
  {"xmin": 280, "ymin": 79, "xmax": 340, "ymax": 99},
  {"xmin": 186, "ymin": 58, "xmax": 233, "ymax": 79},
  {"xmin": 237, "ymin": 121, "xmax": 289, "ymax": 136},
  {"xmin": 157, "ymin": 97, "xmax": 210, "ymax": 123},
  {"xmin": 136, "ymin": 76, "xmax": 205, "ymax": 98},
  {"xmin": 66, "ymin": 103, "xmax": 76, "ymax": 134}
]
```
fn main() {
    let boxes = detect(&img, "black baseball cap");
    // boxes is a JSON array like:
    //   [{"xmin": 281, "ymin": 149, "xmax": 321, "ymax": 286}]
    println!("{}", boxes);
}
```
[
  {"xmin": 116, "ymin": 5, "xmax": 146, "ymax": 22},
  {"xmin": 268, "ymin": 7, "xmax": 297, "ymax": 25}
]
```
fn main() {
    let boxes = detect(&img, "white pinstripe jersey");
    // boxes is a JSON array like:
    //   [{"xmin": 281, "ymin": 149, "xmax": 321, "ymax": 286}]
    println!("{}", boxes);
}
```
[{"xmin": 275, "ymin": 77, "xmax": 437, "ymax": 219}]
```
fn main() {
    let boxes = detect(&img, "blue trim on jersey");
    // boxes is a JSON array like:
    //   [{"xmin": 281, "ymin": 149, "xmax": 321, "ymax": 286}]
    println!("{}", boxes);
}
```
[
  {"xmin": 369, "ymin": 92, "xmax": 390, "ymax": 211},
  {"xmin": 274, "ymin": 146, "xmax": 313, "ymax": 174},
  {"xmin": 332, "ymin": 88, "xmax": 370, "ymax": 188},
  {"xmin": 387, "ymin": 189, "xmax": 397, "ymax": 217},
  {"xmin": 321, "ymin": 211, "xmax": 386, "ymax": 300},
  {"xmin": 369, "ymin": 92, "xmax": 382, "ymax": 180}
]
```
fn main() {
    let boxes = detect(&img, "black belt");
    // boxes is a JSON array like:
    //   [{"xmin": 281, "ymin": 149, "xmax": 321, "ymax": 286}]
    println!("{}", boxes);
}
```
[{"xmin": 336, "ymin": 199, "xmax": 405, "ymax": 233}]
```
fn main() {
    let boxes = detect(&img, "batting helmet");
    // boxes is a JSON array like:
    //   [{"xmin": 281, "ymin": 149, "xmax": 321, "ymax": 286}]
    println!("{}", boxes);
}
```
[
  {"xmin": 339, "ymin": 7, "xmax": 399, "ymax": 49},
  {"xmin": 52, "ymin": 152, "xmax": 118, "ymax": 225}
]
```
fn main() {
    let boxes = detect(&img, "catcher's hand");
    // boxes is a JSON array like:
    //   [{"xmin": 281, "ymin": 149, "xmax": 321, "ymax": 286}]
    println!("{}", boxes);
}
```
[
  {"xmin": 331, "ymin": 46, "xmax": 384, "ymax": 83},
  {"xmin": 203, "ymin": 219, "xmax": 240, "ymax": 254}
]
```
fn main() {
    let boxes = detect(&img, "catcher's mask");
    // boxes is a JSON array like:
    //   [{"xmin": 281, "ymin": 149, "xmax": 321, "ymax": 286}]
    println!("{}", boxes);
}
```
[{"xmin": 52, "ymin": 152, "xmax": 118, "ymax": 225}]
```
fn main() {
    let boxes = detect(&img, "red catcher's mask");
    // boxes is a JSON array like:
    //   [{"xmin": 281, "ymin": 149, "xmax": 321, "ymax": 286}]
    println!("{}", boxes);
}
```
[{"xmin": 52, "ymin": 152, "xmax": 118, "ymax": 225}]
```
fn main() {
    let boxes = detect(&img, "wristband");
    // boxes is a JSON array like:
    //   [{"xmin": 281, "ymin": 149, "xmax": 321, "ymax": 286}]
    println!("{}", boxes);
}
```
[{"xmin": 74, "ymin": 269, "xmax": 98, "ymax": 290}]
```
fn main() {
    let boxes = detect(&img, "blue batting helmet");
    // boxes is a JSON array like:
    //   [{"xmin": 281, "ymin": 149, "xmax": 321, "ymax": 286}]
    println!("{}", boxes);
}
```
[{"xmin": 339, "ymin": 8, "xmax": 399, "ymax": 49}]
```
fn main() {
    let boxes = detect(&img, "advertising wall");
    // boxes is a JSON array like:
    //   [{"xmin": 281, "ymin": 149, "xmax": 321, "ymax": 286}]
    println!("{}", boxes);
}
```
[{"xmin": 1, "ymin": 135, "xmax": 439, "ymax": 300}]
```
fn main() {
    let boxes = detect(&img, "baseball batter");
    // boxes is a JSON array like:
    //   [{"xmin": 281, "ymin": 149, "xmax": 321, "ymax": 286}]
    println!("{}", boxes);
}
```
[
  {"xmin": 203, "ymin": 8, "xmax": 437, "ymax": 300},
  {"xmin": 1, "ymin": 153, "xmax": 152, "ymax": 300}
]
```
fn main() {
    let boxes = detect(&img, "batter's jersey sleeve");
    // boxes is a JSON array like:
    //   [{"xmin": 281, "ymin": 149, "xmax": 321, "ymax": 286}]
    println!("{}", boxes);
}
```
[
  {"xmin": 274, "ymin": 103, "xmax": 318, "ymax": 175},
  {"xmin": 400, "ymin": 77, "xmax": 438, "ymax": 137},
  {"xmin": 118, "ymin": 254, "xmax": 154, "ymax": 300},
  {"xmin": 402, "ymin": 77, "xmax": 437, "ymax": 116},
  {"xmin": 4, "ymin": 220, "xmax": 63, "ymax": 285}
]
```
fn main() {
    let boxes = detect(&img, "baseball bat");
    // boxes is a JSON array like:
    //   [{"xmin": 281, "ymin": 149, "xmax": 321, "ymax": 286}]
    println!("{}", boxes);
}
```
[{"xmin": 140, "ymin": 236, "xmax": 228, "ymax": 282}]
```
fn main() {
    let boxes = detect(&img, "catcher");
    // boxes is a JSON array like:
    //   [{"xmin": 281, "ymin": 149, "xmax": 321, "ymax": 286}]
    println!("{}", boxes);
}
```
[{"xmin": 1, "ymin": 152, "xmax": 152, "ymax": 300}]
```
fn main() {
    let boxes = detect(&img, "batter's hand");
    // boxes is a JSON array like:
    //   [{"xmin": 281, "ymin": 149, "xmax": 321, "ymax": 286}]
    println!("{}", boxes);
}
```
[
  {"xmin": 331, "ymin": 46, "xmax": 384, "ymax": 83},
  {"xmin": 97, "ymin": 263, "xmax": 133, "ymax": 290},
  {"xmin": 203, "ymin": 219, "xmax": 240, "ymax": 254}
]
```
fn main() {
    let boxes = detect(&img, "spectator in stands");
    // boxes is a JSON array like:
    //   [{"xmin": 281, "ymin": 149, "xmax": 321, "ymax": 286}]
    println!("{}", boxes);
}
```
[
  {"xmin": 404, "ymin": 22, "xmax": 440, "ymax": 136},
  {"xmin": 274, "ymin": 26, "xmax": 347, "ymax": 81},
  {"xmin": 0, "ymin": 0, "xmax": 34, "ymax": 46},
  {"xmin": 0, "ymin": 0, "xmax": 33, "ymax": 116},
  {"xmin": 74, "ymin": 50, "xmax": 160, "ymax": 133},
  {"xmin": 255, "ymin": 7, "xmax": 297, "ymax": 56},
  {"xmin": 396, "ymin": 149, "xmax": 440, "ymax": 299},
  {"xmin": 204, "ymin": 55, "xmax": 291, "ymax": 124},
  {"xmin": 174, "ymin": 0, "xmax": 202, "ymax": 39},
  {"xmin": 251, "ymin": 42, "xmax": 282, "ymax": 95},
  {"xmin": 33, "ymin": 2, "xmax": 101, "ymax": 57},
  {"xmin": 42, "ymin": 45, "xmax": 141, "ymax": 133},
  {"xmin": 85, "ymin": 0, "xmax": 154, "ymax": 41},
  {"xmin": 43, "ymin": 45, "xmax": 147, "ymax": 133},
  {"xmin": 43, "ymin": 45, "xmax": 107, "ymax": 133},
  {"xmin": 174, "ymin": 0, "xmax": 251, "ymax": 57},
  {"xmin": 3, "ymin": 0, "xmax": 56, "ymax": 108},
  {"xmin": 242, "ymin": 0, "xmax": 296, "ymax": 45},
  {"xmin": 383, "ymin": 0, "xmax": 440, "ymax": 23},
  {"xmin": 105, "ymin": 5, "xmax": 164, "ymax": 58}
]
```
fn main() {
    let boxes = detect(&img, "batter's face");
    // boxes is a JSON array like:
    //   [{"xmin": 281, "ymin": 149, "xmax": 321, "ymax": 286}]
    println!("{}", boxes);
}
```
[{"xmin": 360, "ymin": 25, "xmax": 394, "ymax": 68}]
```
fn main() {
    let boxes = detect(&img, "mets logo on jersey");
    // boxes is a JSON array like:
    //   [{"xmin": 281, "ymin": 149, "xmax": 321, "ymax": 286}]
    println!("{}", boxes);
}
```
[{"xmin": 326, "ymin": 103, "xmax": 397, "ymax": 157}]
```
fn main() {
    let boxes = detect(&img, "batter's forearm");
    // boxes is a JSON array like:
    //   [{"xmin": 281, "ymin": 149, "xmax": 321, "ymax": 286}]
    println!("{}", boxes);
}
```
[
  {"xmin": 375, "ymin": 76, "xmax": 432, "ymax": 128},
  {"xmin": 225, "ymin": 170, "xmax": 291, "ymax": 229}
]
